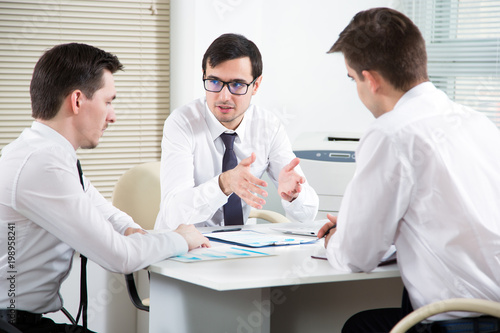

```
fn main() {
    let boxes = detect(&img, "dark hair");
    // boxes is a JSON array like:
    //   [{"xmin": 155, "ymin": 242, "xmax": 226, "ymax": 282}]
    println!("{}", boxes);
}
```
[
  {"xmin": 30, "ymin": 43, "xmax": 123, "ymax": 120},
  {"xmin": 202, "ymin": 33, "xmax": 263, "ymax": 80},
  {"xmin": 328, "ymin": 7, "xmax": 428, "ymax": 91}
]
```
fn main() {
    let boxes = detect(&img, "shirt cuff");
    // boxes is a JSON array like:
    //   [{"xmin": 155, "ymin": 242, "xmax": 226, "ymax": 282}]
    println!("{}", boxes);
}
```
[
  {"xmin": 158, "ymin": 230, "xmax": 189, "ymax": 256},
  {"xmin": 212, "ymin": 175, "xmax": 231, "ymax": 205},
  {"xmin": 281, "ymin": 189, "xmax": 306, "ymax": 209}
]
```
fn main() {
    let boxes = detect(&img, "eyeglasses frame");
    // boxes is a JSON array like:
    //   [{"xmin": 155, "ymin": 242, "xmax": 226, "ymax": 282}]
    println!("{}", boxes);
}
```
[{"xmin": 202, "ymin": 77, "xmax": 258, "ymax": 95}]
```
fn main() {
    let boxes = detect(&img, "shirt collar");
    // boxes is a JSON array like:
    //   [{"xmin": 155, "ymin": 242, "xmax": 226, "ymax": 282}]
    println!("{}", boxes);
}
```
[
  {"xmin": 31, "ymin": 121, "xmax": 77, "ymax": 159},
  {"xmin": 393, "ymin": 81, "xmax": 436, "ymax": 111},
  {"xmin": 203, "ymin": 98, "xmax": 254, "ymax": 142}
]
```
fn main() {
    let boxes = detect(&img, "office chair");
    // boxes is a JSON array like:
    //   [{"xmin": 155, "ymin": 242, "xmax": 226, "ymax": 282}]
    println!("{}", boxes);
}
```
[
  {"xmin": 112, "ymin": 161, "xmax": 289, "ymax": 312},
  {"xmin": 390, "ymin": 298, "xmax": 500, "ymax": 333},
  {"xmin": 112, "ymin": 162, "xmax": 160, "ymax": 312}
]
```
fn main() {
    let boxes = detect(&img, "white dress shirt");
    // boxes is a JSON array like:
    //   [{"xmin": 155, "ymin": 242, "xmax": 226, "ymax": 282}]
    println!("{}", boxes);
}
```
[
  {"xmin": 326, "ymin": 82, "xmax": 500, "ymax": 320},
  {"xmin": 0, "ymin": 122, "xmax": 187, "ymax": 314},
  {"xmin": 155, "ymin": 97, "xmax": 318, "ymax": 229}
]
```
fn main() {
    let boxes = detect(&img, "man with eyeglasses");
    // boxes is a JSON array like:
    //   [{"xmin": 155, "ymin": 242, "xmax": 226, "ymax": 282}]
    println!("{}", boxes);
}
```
[{"xmin": 155, "ymin": 33, "xmax": 318, "ymax": 230}]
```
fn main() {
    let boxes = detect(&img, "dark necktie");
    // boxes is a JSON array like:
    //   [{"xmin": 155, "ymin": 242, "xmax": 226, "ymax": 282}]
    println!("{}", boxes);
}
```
[
  {"xmin": 220, "ymin": 133, "xmax": 244, "ymax": 225},
  {"xmin": 76, "ymin": 160, "xmax": 88, "ymax": 332}
]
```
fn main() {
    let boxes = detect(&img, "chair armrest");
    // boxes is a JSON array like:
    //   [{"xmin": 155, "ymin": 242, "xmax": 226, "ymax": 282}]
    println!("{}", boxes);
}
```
[
  {"xmin": 390, "ymin": 298, "xmax": 500, "ymax": 333},
  {"xmin": 248, "ymin": 209, "xmax": 290, "ymax": 223},
  {"xmin": 124, "ymin": 273, "xmax": 149, "ymax": 312}
]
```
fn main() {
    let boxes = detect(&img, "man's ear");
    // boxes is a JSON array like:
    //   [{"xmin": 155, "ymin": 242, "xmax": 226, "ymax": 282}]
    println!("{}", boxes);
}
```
[
  {"xmin": 361, "ymin": 70, "xmax": 381, "ymax": 94},
  {"xmin": 251, "ymin": 75, "xmax": 263, "ymax": 96},
  {"xmin": 70, "ymin": 90, "xmax": 83, "ymax": 114}
]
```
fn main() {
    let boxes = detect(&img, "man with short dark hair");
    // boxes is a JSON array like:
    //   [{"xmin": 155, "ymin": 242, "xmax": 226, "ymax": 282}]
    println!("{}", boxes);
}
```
[
  {"xmin": 155, "ymin": 33, "xmax": 318, "ymax": 229},
  {"xmin": 0, "ymin": 43, "xmax": 209, "ymax": 333},
  {"xmin": 318, "ymin": 7, "xmax": 500, "ymax": 333}
]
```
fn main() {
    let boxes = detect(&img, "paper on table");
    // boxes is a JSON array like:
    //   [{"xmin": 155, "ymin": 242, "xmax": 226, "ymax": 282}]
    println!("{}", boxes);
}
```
[
  {"xmin": 205, "ymin": 230, "xmax": 318, "ymax": 248},
  {"xmin": 170, "ymin": 244, "xmax": 274, "ymax": 263}
]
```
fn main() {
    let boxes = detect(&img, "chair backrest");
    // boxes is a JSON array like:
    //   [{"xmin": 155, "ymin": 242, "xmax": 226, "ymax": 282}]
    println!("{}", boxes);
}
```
[
  {"xmin": 112, "ymin": 161, "xmax": 161, "ymax": 230},
  {"xmin": 390, "ymin": 298, "xmax": 500, "ymax": 333},
  {"xmin": 112, "ymin": 162, "xmax": 159, "ymax": 312}
]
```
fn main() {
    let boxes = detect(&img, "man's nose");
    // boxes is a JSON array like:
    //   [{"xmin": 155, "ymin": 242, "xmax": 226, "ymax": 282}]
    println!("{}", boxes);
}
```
[
  {"xmin": 107, "ymin": 107, "xmax": 116, "ymax": 123},
  {"xmin": 218, "ymin": 84, "xmax": 232, "ymax": 101}
]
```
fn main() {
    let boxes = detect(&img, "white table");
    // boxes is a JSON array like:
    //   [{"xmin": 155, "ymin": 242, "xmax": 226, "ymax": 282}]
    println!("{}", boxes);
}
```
[{"xmin": 148, "ymin": 225, "xmax": 403, "ymax": 333}]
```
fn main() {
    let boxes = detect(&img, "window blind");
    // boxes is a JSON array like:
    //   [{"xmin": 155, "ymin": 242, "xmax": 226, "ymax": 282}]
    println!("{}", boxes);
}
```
[
  {"xmin": 0, "ymin": 0, "xmax": 170, "ymax": 199},
  {"xmin": 401, "ymin": 0, "xmax": 500, "ymax": 127}
]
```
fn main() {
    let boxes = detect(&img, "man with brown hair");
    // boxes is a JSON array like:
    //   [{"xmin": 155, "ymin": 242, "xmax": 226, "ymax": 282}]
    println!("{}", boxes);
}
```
[
  {"xmin": 318, "ymin": 7, "xmax": 500, "ymax": 333},
  {"xmin": 0, "ymin": 43, "xmax": 209, "ymax": 332}
]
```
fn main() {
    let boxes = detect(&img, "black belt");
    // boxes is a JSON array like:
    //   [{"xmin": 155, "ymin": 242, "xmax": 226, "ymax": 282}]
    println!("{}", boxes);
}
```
[
  {"xmin": 417, "ymin": 316, "xmax": 500, "ymax": 333},
  {"xmin": 0, "ymin": 309, "xmax": 42, "ymax": 326}
]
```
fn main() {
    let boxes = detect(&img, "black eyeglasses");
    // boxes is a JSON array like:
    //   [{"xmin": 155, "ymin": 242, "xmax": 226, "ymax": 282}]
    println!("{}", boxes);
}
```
[{"xmin": 203, "ymin": 78, "xmax": 257, "ymax": 95}]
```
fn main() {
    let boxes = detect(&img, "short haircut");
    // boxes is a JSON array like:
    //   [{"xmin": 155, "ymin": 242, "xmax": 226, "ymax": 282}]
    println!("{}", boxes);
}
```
[
  {"xmin": 202, "ymin": 33, "xmax": 263, "ymax": 80},
  {"xmin": 30, "ymin": 43, "xmax": 123, "ymax": 120},
  {"xmin": 328, "ymin": 7, "xmax": 428, "ymax": 91}
]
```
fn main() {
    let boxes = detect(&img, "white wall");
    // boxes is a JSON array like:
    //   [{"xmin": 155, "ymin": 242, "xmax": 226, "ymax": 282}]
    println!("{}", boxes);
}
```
[{"xmin": 170, "ymin": 0, "xmax": 402, "ymax": 144}]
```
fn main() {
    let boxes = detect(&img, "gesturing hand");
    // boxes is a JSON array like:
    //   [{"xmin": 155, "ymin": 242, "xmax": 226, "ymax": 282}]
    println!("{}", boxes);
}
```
[
  {"xmin": 278, "ymin": 157, "xmax": 305, "ymax": 202},
  {"xmin": 219, "ymin": 152, "xmax": 268, "ymax": 209}
]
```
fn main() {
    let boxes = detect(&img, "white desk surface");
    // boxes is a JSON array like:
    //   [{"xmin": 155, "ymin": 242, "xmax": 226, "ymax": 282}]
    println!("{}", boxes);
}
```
[{"xmin": 148, "ymin": 224, "xmax": 400, "ymax": 291}]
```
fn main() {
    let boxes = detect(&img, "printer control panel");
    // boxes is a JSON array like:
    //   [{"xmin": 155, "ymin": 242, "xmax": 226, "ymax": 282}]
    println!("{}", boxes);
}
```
[{"xmin": 294, "ymin": 150, "xmax": 356, "ymax": 163}]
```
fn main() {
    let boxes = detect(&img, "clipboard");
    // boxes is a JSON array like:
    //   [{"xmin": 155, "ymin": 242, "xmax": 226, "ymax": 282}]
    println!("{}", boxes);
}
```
[{"xmin": 205, "ymin": 230, "xmax": 318, "ymax": 248}]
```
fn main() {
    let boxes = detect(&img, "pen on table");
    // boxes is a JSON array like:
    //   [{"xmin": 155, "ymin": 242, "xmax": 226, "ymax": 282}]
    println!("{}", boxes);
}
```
[
  {"xmin": 322, "ymin": 224, "xmax": 337, "ymax": 238},
  {"xmin": 212, "ymin": 227, "xmax": 242, "ymax": 233}
]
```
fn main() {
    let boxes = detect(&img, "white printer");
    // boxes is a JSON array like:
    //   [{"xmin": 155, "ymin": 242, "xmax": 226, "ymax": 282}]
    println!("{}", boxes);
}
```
[{"xmin": 294, "ymin": 132, "xmax": 361, "ymax": 219}]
